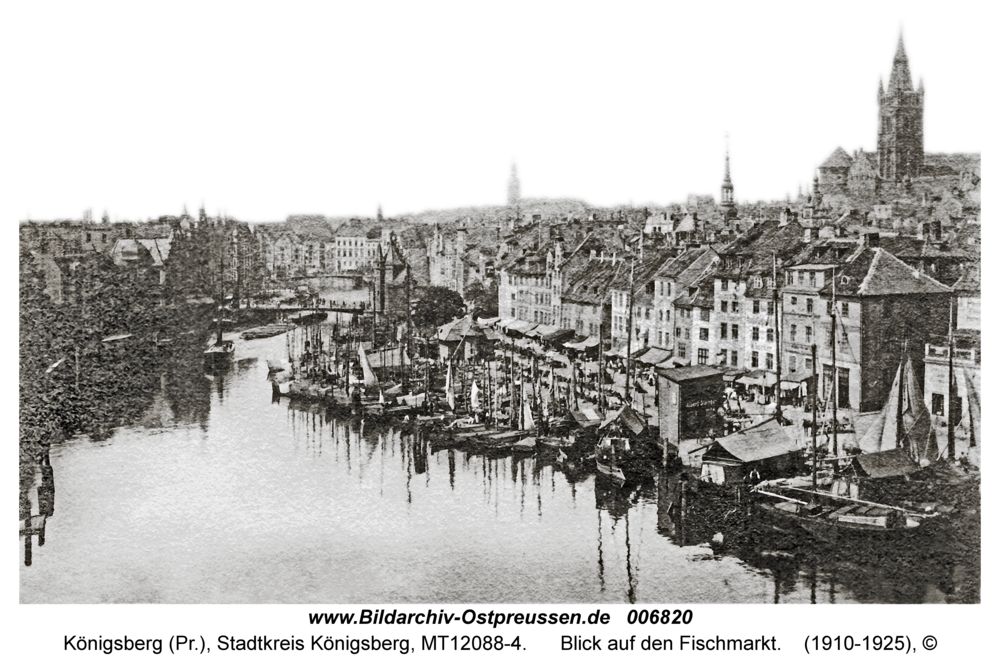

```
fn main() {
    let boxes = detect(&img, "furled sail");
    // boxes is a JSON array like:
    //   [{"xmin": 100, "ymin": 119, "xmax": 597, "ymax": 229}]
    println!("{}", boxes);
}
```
[
  {"xmin": 470, "ymin": 380, "xmax": 480, "ymax": 411},
  {"xmin": 858, "ymin": 357, "xmax": 937, "ymax": 462},
  {"xmin": 446, "ymin": 361, "xmax": 455, "ymax": 410},
  {"xmin": 358, "ymin": 343, "xmax": 379, "ymax": 389}
]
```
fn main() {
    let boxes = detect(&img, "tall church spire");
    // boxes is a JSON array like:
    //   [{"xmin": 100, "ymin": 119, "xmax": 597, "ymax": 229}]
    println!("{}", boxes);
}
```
[
  {"xmin": 888, "ymin": 33, "xmax": 914, "ymax": 93},
  {"xmin": 720, "ymin": 136, "xmax": 737, "ymax": 222},
  {"xmin": 878, "ymin": 33, "xmax": 924, "ymax": 182}
]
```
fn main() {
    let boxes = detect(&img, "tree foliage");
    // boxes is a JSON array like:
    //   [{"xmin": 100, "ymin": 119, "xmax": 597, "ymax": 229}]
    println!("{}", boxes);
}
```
[
  {"xmin": 412, "ymin": 286, "xmax": 465, "ymax": 330},
  {"xmin": 464, "ymin": 280, "xmax": 498, "ymax": 320}
]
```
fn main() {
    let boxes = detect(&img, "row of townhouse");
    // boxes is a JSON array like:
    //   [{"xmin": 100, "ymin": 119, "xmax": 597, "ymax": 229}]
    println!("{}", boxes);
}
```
[
  {"xmin": 427, "ymin": 223, "xmax": 495, "ymax": 297},
  {"xmin": 669, "ymin": 221, "xmax": 954, "ymax": 413},
  {"xmin": 257, "ymin": 217, "xmax": 385, "ymax": 279},
  {"xmin": 499, "ymin": 211, "xmax": 964, "ymax": 417}
]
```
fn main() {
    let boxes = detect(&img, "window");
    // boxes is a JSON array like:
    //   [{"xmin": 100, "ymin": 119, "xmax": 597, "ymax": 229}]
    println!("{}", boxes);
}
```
[
  {"xmin": 805, "ymin": 326, "xmax": 812, "ymax": 343},
  {"xmin": 678, "ymin": 343, "xmax": 687, "ymax": 358},
  {"xmin": 698, "ymin": 349, "xmax": 709, "ymax": 365},
  {"xmin": 511, "ymin": 308, "xmax": 516, "ymax": 317},
  {"xmin": 753, "ymin": 300, "xmax": 760, "ymax": 314},
  {"xmin": 675, "ymin": 327, "xmax": 681, "ymax": 337},
  {"xmin": 720, "ymin": 323, "xmax": 728, "ymax": 339},
  {"xmin": 86, "ymin": 232, "xmax": 92, "ymax": 242},
  {"xmin": 721, "ymin": 301, "xmax": 728, "ymax": 313},
  {"xmin": 684, "ymin": 328, "xmax": 690, "ymax": 340},
  {"xmin": 931, "ymin": 394, "xmax": 945, "ymax": 416},
  {"xmin": 732, "ymin": 301, "xmax": 740, "ymax": 313},
  {"xmin": 700, "ymin": 309, "xmax": 709, "ymax": 322},
  {"xmin": 752, "ymin": 326, "xmax": 760, "ymax": 341},
  {"xmin": 809, "ymin": 271, "xmax": 816, "ymax": 287},
  {"xmin": 666, "ymin": 311, "xmax": 670, "ymax": 321},
  {"xmin": 766, "ymin": 353, "xmax": 774, "ymax": 370},
  {"xmin": 767, "ymin": 301, "xmax": 774, "ymax": 315},
  {"xmin": 700, "ymin": 328, "xmax": 709, "ymax": 341},
  {"xmin": 790, "ymin": 324, "xmax": 797, "ymax": 341},
  {"xmin": 766, "ymin": 328, "xmax": 774, "ymax": 342},
  {"xmin": 721, "ymin": 279, "xmax": 729, "ymax": 291},
  {"xmin": 789, "ymin": 355, "xmax": 797, "ymax": 372},
  {"xmin": 806, "ymin": 298, "xmax": 814, "ymax": 314},
  {"xmin": 826, "ymin": 300, "xmax": 833, "ymax": 315},
  {"xmin": 731, "ymin": 350, "xmax": 738, "ymax": 366},
  {"xmin": 841, "ymin": 302, "xmax": 849, "ymax": 317},
  {"xmin": 752, "ymin": 351, "xmax": 759, "ymax": 367},
  {"xmin": 732, "ymin": 325, "xmax": 739, "ymax": 340},
  {"xmin": 791, "ymin": 296, "xmax": 798, "ymax": 306}
]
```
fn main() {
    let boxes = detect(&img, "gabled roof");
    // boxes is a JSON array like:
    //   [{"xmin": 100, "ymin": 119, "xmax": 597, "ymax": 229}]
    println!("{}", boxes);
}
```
[
  {"xmin": 951, "ymin": 260, "xmax": 980, "ymax": 293},
  {"xmin": 703, "ymin": 421, "xmax": 802, "ymax": 463},
  {"xmin": 821, "ymin": 247, "xmax": 951, "ymax": 297},
  {"xmin": 820, "ymin": 147, "xmax": 853, "ymax": 169}
]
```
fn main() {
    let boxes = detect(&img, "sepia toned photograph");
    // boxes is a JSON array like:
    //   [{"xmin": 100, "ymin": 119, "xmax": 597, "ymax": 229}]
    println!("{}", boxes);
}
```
[{"xmin": 17, "ymin": 2, "xmax": 981, "ymax": 606}]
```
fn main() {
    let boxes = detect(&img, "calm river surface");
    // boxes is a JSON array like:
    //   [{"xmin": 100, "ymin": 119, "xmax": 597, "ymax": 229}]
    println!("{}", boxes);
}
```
[{"xmin": 20, "ymin": 291, "xmax": 968, "ymax": 604}]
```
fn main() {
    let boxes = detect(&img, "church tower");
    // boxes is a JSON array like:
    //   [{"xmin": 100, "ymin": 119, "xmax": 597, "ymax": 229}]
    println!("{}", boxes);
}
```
[
  {"xmin": 720, "ymin": 141, "xmax": 737, "ymax": 222},
  {"xmin": 877, "ymin": 35, "xmax": 924, "ymax": 182}
]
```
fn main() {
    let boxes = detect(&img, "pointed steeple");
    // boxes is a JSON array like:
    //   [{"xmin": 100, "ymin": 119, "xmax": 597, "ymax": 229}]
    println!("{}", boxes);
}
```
[
  {"xmin": 722, "ymin": 135, "xmax": 733, "ymax": 188},
  {"xmin": 888, "ymin": 33, "xmax": 914, "ymax": 93}
]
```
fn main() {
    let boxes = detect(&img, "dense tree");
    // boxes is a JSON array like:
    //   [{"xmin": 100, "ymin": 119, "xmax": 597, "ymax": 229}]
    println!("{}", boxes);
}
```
[
  {"xmin": 412, "ymin": 286, "xmax": 465, "ymax": 330},
  {"xmin": 464, "ymin": 280, "xmax": 498, "ymax": 320}
]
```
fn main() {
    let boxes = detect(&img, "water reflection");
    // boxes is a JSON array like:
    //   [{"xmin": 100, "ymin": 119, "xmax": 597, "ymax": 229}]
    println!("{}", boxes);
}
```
[{"xmin": 19, "ymin": 330, "xmax": 977, "ymax": 604}]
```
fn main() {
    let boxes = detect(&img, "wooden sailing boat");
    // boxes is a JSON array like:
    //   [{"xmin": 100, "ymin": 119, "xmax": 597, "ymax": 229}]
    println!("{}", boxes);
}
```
[{"xmin": 205, "ymin": 239, "xmax": 235, "ymax": 368}]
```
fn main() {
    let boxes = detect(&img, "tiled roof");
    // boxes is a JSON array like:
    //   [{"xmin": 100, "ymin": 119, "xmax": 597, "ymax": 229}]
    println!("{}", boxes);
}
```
[
  {"xmin": 951, "ymin": 261, "xmax": 980, "ymax": 293},
  {"xmin": 820, "ymin": 147, "xmax": 853, "ymax": 169},
  {"xmin": 821, "ymin": 247, "xmax": 951, "ymax": 297},
  {"xmin": 561, "ymin": 260, "xmax": 624, "ymax": 305}
]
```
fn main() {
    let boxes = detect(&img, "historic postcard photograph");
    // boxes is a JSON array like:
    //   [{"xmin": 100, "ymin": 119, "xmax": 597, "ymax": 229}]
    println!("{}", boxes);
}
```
[{"xmin": 17, "ymin": 1, "xmax": 981, "ymax": 614}]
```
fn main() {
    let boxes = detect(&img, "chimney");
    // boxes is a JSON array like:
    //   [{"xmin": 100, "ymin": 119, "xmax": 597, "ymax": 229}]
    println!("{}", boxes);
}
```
[
  {"xmin": 917, "ymin": 222, "xmax": 928, "ymax": 240},
  {"xmin": 864, "ymin": 232, "xmax": 880, "ymax": 247},
  {"xmin": 803, "ymin": 227, "xmax": 813, "ymax": 242},
  {"xmin": 600, "ymin": 250, "xmax": 605, "ymax": 262},
  {"xmin": 590, "ymin": 249, "xmax": 597, "ymax": 261}
]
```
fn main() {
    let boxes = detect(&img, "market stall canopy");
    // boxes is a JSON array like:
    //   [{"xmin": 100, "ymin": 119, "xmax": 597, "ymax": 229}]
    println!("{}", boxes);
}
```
[
  {"xmin": 542, "ymin": 328, "xmax": 576, "ymax": 344},
  {"xmin": 564, "ymin": 335, "xmax": 599, "ymax": 350},
  {"xmin": 735, "ymin": 369, "xmax": 778, "ymax": 387},
  {"xmin": 528, "ymin": 324, "xmax": 560, "ymax": 339},
  {"xmin": 848, "ymin": 448, "xmax": 919, "ymax": 479},
  {"xmin": 637, "ymin": 347, "xmax": 672, "ymax": 366},
  {"xmin": 437, "ymin": 315, "xmax": 483, "ymax": 342},
  {"xmin": 477, "ymin": 316, "xmax": 501, "ymax": 327},
  {"xmin": 703, "ymin": 422, "xmax": 802, "ymax": 464},
  {"xmin": 570, "ymin": 407, "xmax": 604, "ymax": 428},
  {"xmin": 507, "ymin": 320, "xmax": 536, "ymax": 335},
  {"xmin": 598, "ymin": 405, "xmax": 646, "ymax": 435}
]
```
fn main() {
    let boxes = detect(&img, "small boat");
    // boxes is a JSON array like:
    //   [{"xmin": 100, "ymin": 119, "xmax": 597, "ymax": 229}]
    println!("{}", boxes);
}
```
[
  {"xmin": 266, "ymin": 359, "xmax": 288, "ymax": 373},
  {"xmin": 204, "ymin": 340, "xmax": 235, "ymax": 366},
  {"xmin": 512, "ymin": 436, "xmax": 538, "ymax": 452},
  {"xmin": 754, "ymin": 487, "xmax": 925, "ymax": 539}
]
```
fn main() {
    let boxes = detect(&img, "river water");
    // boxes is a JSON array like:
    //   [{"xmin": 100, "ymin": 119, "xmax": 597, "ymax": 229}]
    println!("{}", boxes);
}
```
[{"xmin": 20, "ymin": 290, "xmax": 972, "ymax": 604}]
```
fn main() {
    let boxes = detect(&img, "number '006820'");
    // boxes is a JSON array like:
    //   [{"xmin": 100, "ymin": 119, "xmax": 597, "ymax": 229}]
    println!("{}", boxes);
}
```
[{"xmin": 626, "ymin": 610, "xmax": 693, "ymax": 625}]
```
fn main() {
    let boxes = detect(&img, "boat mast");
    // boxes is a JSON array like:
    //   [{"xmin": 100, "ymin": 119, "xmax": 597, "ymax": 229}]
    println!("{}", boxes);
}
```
[
  {"xmin": 947, "ymin": 296, "xmax": 956, "ymax": 460},
  {"xmin": 830, "ymin": 269, "xmax": 838, "ymax": 473},
  {"xmin": 811, "ymin": 343, "xmax": 818, "ymax": 490},
  {"xmin": 772, "ymin": 253, "xmax": 782, "ymax": 421},
  {"xmin": 624, "ymin": 257, "xmax": 636, "ymax": 407},
  {"xmin": 217, "ymin": 232, "xmax": 225, "ymax": 346},
  {"xmin": 896, "ymin": 337, "xmax": 906, "ymax": 451}
]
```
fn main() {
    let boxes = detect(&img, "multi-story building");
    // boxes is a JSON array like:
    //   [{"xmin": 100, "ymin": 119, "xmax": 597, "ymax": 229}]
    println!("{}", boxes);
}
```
[
  {"xmin": 783, "ymin": 239, "xmax": 951, "ymax": 412},
  {"xmin": 650, "ymin": 248, "xmax": 719, "ymax": 360}
]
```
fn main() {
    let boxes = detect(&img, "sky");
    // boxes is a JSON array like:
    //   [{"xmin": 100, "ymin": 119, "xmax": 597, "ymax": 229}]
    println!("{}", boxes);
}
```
[{"xmin": 8, "ymin": 0, "xmax": 989, "ymax": 222}]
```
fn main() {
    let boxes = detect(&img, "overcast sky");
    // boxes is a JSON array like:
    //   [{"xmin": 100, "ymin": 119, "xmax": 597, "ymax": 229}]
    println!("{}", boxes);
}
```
[{"xmin": 9, "ymin": 0, "xmax": 987, "ymax": 222}]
